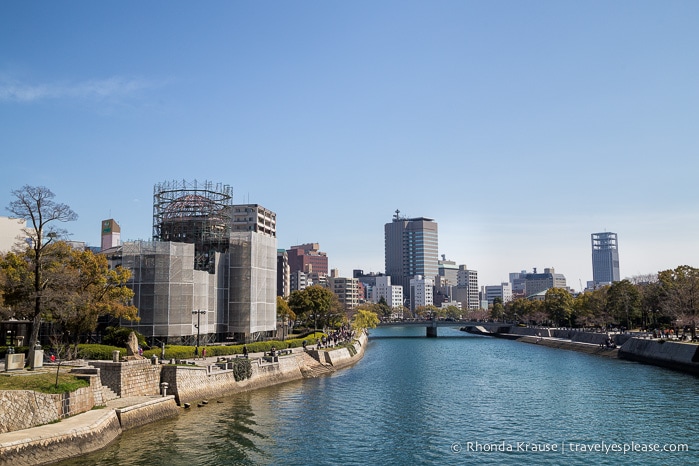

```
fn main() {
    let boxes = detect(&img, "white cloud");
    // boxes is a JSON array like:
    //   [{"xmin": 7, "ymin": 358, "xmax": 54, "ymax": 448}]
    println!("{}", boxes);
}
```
[{"xmin": 0, "ymin": 76, "xmax": 154, "ymax": 102}]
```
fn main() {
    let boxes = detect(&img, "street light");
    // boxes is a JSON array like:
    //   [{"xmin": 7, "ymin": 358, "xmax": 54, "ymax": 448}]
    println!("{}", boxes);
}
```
[{"xmin": 192, "ymin": 310, "xmax": 206, "ymax": 356}]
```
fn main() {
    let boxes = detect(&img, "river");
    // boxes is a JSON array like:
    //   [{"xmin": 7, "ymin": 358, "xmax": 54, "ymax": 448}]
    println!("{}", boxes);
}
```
[{"xmin": 57, "ymin": 326, "xmax": 698, "ymax": 465}]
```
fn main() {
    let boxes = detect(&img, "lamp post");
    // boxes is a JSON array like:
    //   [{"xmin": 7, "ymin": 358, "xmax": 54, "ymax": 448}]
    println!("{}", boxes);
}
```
[{"xmin": 192, "ymin": 310, "xmax": 206, "ymax": 356}]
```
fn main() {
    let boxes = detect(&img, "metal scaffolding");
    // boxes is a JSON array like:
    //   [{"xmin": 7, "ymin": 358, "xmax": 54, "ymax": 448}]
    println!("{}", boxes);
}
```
[{"xmin": 153, "ymin": 180, "xmax": 233, "ymax": 272}]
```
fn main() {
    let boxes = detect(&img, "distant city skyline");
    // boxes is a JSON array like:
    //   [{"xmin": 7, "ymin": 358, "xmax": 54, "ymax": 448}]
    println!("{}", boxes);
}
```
[{"xmin": 2, "ymin": 2, "xmax": 697, "ymax": 289}]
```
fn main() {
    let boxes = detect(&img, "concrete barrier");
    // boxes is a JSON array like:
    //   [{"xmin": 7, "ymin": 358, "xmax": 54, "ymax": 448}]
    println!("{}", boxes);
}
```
[
  {"xmin": 507, "ymin": 327, "xmax": 551, "ymax": 337},
  {"xmin": 619, "ymin": 338, "xmax": 699, "ymax": 374}
]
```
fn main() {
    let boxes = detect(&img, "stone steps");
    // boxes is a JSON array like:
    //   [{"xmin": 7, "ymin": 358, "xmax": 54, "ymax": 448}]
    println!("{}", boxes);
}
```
[
  {"xmin": 300, "ymin": 363, "xmax": 335, "ymax": 378},
  {"xmin": 102, "ymin": 386, "xmax": 119, "ymax": 402}
]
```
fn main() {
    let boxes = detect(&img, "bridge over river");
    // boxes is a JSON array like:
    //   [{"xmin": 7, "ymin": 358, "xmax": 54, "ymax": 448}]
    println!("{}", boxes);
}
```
[{"xmin": 377, "ymin": 320, "xmax": 511, "ymax": 337}]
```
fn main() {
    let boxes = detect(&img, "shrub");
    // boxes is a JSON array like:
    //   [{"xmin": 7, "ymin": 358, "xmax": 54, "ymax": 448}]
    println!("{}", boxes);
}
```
[
  {"xmin": 232, "ymin": 358, "xmax": 252, "ymax": 381},
  {"xmin": 78, "ymin": 344, "xmax": 124, "ymax": 360},
  {"xmin": 74, "ymin": 332, "xmax": 328, "ymax": 361},
  {"xmin": 0, "ymin": 346, "xmax": 28, "ymax": 358},
  {"xmin": 102, "ymin": 327, "xmax": 148, "ymax": 348}
]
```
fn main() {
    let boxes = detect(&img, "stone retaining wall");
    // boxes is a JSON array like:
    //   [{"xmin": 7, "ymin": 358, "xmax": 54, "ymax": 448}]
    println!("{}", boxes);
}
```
[
  {"xmin": 163, "ymin": 332, "xmax": 368, "ymax": 405},
  {"xmin": 0, "ymin": 385, "xmax": 96, "ymax": 434},
  {"xmin": 115, "ymin": 396, "xmax": 179, "ymax": 430},
  {"xmin": 162, "ymin": 356, "xmax": 306, "ymax": 405},
  {"xmin": 90, "ymin": 358, "xmax": 161, "ymax": 397},
  {"xmin": 324, "ymin": 333, "xmax": 366, "ymax": 369}
]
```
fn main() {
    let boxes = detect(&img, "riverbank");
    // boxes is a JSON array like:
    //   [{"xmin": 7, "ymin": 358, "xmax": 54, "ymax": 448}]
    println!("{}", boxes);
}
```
[
  {"xmin": 0, "ymin": 332, "xmax": 368, "ymax": 466},
  {"xmin": 499, "ymin": 333, "xmax": 621, "ymax": 358},
  {"xmin": 468, "ymin": 325, "xmax": 699, "ymax": 374}
]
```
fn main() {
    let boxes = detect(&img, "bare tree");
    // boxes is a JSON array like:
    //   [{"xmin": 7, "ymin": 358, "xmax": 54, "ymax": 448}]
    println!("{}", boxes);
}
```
[{"xmin": 6, "ymin": 186, "xmax": 77, "ymax": 369}]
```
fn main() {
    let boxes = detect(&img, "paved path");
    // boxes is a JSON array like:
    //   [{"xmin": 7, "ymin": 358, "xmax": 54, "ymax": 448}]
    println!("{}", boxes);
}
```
[{"xmin": 0, "ymin": 395, "xmax": 161, "ymax": 445}]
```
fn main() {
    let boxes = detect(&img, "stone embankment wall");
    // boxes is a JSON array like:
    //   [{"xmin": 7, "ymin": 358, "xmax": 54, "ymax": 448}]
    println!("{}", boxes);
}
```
[
  {"xmin": 0, "ymin": 385, "xmax": 96, "ymax": 434},
  {"xmin": 164, "ymin": 331, "xmax": 368, "ymax": 405},
  {"xmin": 618, "ymin": 338, "xmax": 699, "ymax": 374},
  {"xmin": 162, "ymin": 356, "xmax": 305, "ymax": 405},
  {"xmin": 322, "ymin": 333, "xmax": 366, "ymax": 368},
  {"xmin": 90, "ymin": 358, "xmax": 161, "ymax": 397},
  {"xmin": 115, "ymin": 396, "xmax": 179, "ymax": 430}
]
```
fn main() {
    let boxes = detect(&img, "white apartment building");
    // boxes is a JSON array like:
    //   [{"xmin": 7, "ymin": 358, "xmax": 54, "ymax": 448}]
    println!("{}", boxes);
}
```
[
  {"xmin": 372, "ymin": 275, "xmax": 404, "ymax": 309},
  {"xmin": 409, "ymin": 275, "xmax": 434, "ymax": 311},
  {"xmin": 454, "ymin": 266, "xmax": 479, "ymax": 310}
]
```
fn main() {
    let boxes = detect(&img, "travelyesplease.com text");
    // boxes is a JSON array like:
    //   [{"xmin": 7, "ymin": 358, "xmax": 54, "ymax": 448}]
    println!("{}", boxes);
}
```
[{"xmin": 450, "ymin": 440, "xmax": 689, "ymax": 455}]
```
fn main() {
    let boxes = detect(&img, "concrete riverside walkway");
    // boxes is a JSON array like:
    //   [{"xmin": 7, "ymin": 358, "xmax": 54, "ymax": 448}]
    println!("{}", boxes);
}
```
[{"xmin": 0, "ymin": 395, "xmax": 170, "ymax": 466}]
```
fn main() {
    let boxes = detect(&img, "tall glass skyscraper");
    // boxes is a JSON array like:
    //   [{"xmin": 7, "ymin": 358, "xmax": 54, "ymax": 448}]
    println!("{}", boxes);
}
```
[
  {"xmin": 384, "ymin": 210, "xmax": 439, "ymax": 303},
  {"xmin": 591, "ymin": 232, "xmax": 620, "ymax": 286}
]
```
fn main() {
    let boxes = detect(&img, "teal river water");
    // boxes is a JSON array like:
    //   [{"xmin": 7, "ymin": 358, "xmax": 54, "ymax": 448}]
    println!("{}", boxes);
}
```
[{"xmin": 59, "ymin": 326, "xmax": 698, "ymax": 465}]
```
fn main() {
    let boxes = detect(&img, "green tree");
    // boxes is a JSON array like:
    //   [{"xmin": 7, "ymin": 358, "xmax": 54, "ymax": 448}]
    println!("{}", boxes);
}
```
[
  {"xmin": 376, "ymin": 296, "xmax": 392, "ymax": 319},
  {"xmin": 544, "ymin": 288, "xmax": 573, "ymax": 327},
  {"xmin": 490, "ymin": 297, "xmax": 505, "ymax": 322},
  {"xmin": 607, "ymin": 279, "xmax": 642, "ymax": 329},
  {"xmin": 506, "ymin": 298, "xmax": 533, "ymax": 324},
  {"xmin": 277, "ymin": 296, "xmax": 296, "ymax": 321},
  {"xmin": 528, "ymin": 299, "xmax": 547, "ymax": 326},
  {"xmin": 444, "ymin": 305, "xmax": 462, "ymax": 320},
  {"xmin": 287, "ymin": 285, "xmax": 342, "ymax": 330},
  {"xmin": 351, "ymin": 308, "xmax": 379, "ymax": 332},
  {"xmin": 6, "ymin": 186, "xmax": 77, "ymax": 367},
  {"xmin": 1, "ymin": 242, "xmax": 138, "ymax": 358},
  {"xmin": 572, "ymin": 290, "xmax": 604, "ymax": 328},
  {"xmin": 52, "ymin": 246, "xmax": 138, "ymax": 357},
  {"xmin": 658, "ymin": 265, "xmax": 699, "ymax": 339},
  {"xmin": 632, "ymin": 275, "xmax": 663, "ymax": 328}
]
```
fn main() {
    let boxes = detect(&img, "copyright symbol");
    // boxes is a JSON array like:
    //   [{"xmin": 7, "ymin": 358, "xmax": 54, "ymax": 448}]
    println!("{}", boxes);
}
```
[{"xmin": 451, "ymin": 442, "xmax": 462, "ymax": 453}]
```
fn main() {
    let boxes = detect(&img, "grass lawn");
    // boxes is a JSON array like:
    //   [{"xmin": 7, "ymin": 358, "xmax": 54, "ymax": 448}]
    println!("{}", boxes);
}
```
[{"xmin": 0, "ymin": 368, "xmax": 89, "ymax": 394}]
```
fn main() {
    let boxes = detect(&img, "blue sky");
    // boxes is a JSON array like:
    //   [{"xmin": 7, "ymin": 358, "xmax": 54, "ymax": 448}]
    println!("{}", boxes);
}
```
[{"xmin": 1, "ymin": 1, "xmax": 698, "ymax": 290}]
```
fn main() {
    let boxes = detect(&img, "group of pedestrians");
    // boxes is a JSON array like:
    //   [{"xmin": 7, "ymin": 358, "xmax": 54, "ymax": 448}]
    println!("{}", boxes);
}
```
[{"xmin": 315, "ymin": 327, "xmax": 355, "ymax": 349}]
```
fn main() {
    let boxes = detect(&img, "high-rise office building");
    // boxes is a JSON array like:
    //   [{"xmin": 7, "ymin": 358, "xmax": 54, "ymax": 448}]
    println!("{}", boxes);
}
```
[
  {"xmin": 591, "ymin": 232, "xmax": 620, "ymax": 286},
  {"xmin": 384, "ymin": 210, "xmax": 439, "ymax": 301}
]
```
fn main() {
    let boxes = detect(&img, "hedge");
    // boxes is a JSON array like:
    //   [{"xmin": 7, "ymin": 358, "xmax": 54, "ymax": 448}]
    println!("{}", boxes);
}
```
[{"xmin": 60, "ymin": 332, "xmax": 327, "ymax": 361}]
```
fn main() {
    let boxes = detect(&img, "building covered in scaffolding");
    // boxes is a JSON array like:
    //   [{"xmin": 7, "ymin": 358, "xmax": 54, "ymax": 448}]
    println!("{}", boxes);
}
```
[
  {"xmin": 152, "ymin": 180, "xmax": 233, "ymax": 272},
  {"xmin": 112, "ymin": 180, "xmax": 277, "ymax": 344}
]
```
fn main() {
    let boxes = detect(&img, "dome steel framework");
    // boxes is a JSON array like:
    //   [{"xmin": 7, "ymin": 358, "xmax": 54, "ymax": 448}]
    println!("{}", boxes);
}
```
[{"xmin": 153, "ymin": 180, "xmax": 233, "ymax": 271}]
